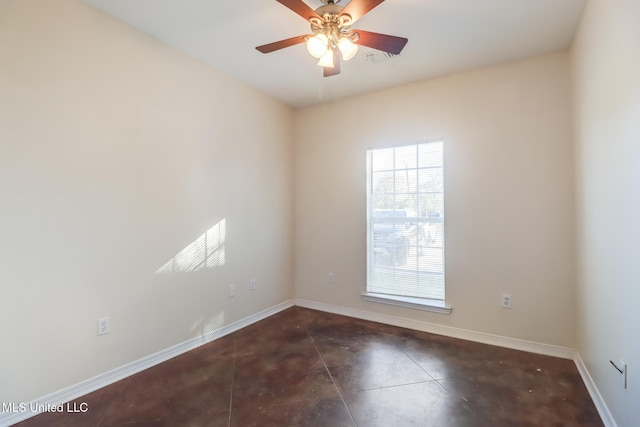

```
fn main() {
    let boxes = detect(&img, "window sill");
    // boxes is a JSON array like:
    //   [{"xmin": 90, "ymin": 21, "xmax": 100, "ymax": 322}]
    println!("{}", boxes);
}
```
[{"xmin": 361, "ymin": 292, "xmax": 452, "ymax": 315}]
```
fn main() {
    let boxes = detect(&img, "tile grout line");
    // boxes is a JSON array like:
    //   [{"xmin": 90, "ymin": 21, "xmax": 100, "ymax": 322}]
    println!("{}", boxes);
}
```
[
  {"xmin": 305, "ymin": 327, "xmax": 359, "ymax": 427},
  {"xmin": 227, "ymin": 338, "xmax": 237, "ymax": 427},
  {"xmin": 396, "ymin": 339, "xmax": 490, "ymax": 424},
  {"xmin": 358, "ymin": 379, "xmax": 438, "ymax": 392},
  {"xmin": 95, "ymin": 378, "xmax": 131, "ymax": 427},
  {"xmin": 395, "ymin": 339, "xmax": 436, "ymax": 381}
]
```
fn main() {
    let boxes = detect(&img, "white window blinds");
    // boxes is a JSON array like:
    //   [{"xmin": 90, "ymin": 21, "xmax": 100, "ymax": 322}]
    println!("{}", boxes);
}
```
[{"xmin": 366, "ymin": 141, "xmax": 445, "ymax": 300}]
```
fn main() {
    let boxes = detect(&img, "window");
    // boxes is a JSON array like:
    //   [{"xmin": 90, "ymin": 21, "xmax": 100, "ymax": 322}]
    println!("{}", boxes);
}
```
[{"xmin": 365, "ymin": 141, "xmax": 448, "ymax": 312}]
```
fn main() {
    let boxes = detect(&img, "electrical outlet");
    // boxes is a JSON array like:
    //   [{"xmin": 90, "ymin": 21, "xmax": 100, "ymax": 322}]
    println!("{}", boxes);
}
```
[
  {"xmin": 250, "ymin": 278, "xmax": 256, "ymax": 290},
  {"xmin": 501, "ymin": 294, "xmax": 512, "ymax": 309},
  {"xmin": 328, "ymin": 272, "xmax": 335, "ymax": 284},
  {"xmin": 97, "ymin": 317, "xmax": 110, "ymax": 336},
  {"xmin": 228, "ymin": 283, "xmax": 236, "ymax": 298}
]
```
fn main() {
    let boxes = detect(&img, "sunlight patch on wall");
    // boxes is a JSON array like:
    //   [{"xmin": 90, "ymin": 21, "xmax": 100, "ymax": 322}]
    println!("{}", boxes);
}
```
[
  {"xmin": 155, "ymin": 219, "xmax": 226, "ymax": 274},
  {"xmin": 190, "ymin": 312, "xmax": 225, "ymax": 345}
]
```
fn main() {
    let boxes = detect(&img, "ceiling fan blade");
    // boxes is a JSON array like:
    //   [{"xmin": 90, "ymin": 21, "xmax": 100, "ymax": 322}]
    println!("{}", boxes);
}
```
[
  {"xmin": 354, "ymin": 30, "xmax": 408, "ymax": 55},
  {"xmin": 276, "ymin": 0, "xmax": 321, "ymax": 21},
  {"xmin": 323, "ymin": 49, "xmax": 341, "ymax": 77},
  {"xmin": 256, "ymin": 35, "xmax": 308, "ymax": 53},
  {"xmin": 340, "ymin": 0, "xmax": 385, "ymax": 23}
]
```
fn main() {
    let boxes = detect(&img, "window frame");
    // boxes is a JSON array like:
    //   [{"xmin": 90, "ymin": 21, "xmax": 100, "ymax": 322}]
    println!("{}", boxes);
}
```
[{"xmin": 363, "ymin": 140, "xmax": 451, "ymax": 314}]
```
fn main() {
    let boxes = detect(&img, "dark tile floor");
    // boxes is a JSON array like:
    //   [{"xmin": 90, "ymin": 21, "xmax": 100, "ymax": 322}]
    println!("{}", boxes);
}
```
[{"xmin": 15, "ymin": 307, "xmax": 603, "ymax": 426}]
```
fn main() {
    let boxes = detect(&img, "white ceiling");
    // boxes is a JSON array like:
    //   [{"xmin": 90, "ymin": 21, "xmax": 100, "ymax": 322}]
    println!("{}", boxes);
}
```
[{"xmin": 82, "ymin": 0, "xmax": 586, "ymax": 108}]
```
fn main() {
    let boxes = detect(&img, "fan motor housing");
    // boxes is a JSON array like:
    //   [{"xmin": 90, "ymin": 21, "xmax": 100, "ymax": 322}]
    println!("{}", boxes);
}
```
[{"xmin": 316, "ymin": 1, "xmax": 343, "ymax": 17}]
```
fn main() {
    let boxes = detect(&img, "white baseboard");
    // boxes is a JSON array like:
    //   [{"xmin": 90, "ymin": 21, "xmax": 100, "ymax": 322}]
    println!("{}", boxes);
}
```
[
  {"xmin": 573, "ymin": 352, "xmax": 618, "ymax": 427},
  {"xmin": 0, "ymin": 300, "xmax": 294, "ymax": 427},
  {"xmin": 295, "ymin": 298, "xmax": 575, "ymax": 359}
]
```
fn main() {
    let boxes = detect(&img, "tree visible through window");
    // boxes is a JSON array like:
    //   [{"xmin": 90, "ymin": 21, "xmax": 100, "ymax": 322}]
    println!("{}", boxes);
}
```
[{"xmin": 366, "ymin": 141, "xmax": 445, "ymax": 301}]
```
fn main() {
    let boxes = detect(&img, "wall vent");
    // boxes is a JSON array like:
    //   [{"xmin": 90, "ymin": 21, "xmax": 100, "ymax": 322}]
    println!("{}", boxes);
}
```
[{"xmin": 364, "ymin": 51, "xmax": 399, "ymax": 64}]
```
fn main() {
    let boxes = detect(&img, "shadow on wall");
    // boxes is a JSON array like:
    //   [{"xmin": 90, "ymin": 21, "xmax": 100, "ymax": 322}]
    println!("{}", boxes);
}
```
[{"xmin": 155, "ymin": 219, "xmax": 226, "ymax": 274}]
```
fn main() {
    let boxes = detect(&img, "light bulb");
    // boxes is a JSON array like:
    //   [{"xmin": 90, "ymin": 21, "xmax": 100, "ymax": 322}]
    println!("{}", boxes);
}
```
[
  {"xmin": 338, "ymin": 37, "xmax": 358, "ymax": 61},
  {"xmin": 317, "ymin": 49, "xmax": 335, "ymax": 68},
  {"xmin": 306, "ymin": 34, "xmax": 328, "ymax": 59}
]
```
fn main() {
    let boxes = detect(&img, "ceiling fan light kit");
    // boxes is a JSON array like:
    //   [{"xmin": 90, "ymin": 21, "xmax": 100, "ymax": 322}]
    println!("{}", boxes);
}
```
[
  {"xmin": 256, "ymin": 0, "xmax": 408, "ymax": 77},
  {"xmin": 306, "ymin": 0, "xmax": 359, "ymax": 68},
  {"xmin": 318, "ymin": 49, "xmax": 336, "ymax": 67},
  {"xmin": 338, "ymin": 37, "xmax": 358, "ymax": 61},
  {"xmin": 306, "ymin": 33, "xmax": 329, "ymax": 58}
]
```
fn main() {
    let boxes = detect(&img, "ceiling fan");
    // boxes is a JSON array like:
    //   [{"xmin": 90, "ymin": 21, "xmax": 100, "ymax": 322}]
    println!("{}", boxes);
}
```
[{"xmin": 256, "ymin": 0, "xmax": 408, "ymax": 77}]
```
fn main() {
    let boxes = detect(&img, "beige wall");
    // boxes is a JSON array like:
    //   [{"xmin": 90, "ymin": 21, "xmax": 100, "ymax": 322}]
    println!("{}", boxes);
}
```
[
  {"xmin": 0, "ymin": 0, "xmax": 294, "ymax": 403},
  {"xmin": 572, "ymin": 0, "xmax": 640, "ymax": 424},
  {"xmin": 294, "ymin": 53, "xmax": 576, "ymax": 347}
]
